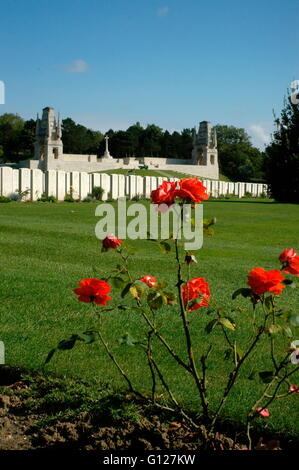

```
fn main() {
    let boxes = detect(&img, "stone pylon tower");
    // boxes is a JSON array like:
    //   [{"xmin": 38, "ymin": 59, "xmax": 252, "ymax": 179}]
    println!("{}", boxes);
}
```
[
  {"xmin": 192, "ymin": 121, "xmax": 218, "ymax": 168},
  {"xmin": 34, "ymin": 107, "xmax": 63, "ymax": 169}
]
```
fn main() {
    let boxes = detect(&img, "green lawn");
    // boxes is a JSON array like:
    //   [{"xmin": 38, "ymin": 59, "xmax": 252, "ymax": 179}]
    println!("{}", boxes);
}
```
[
  {"xmin": 92, "ymin": 167, "xmax": 231, "ymax": 181},
  {"xmin": 0, "ymin": 199, "xmax": 299, "ymax": 437}
]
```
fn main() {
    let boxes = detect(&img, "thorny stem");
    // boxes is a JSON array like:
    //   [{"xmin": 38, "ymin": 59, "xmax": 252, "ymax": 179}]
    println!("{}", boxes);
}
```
[
  {"xmin": 174, "ymin": 238, "xmax": 210, "ymax": 420},
  {"xmin": 146, "ymin": 330, "xmax": 157, "ymax": 402},
  {"xmin": 209, "ymin": 314, "xmax": 270, "ymax": 433},
  {"xmin": 246, "ymin": 359, "xmax": 299, "ymax": 449},
  {"xmin": 119, "ymin": 246, "xmax": 191, "ymax": 373}
]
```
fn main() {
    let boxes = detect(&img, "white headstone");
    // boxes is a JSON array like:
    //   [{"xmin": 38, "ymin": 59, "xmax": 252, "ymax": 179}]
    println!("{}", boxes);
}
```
[
  {"xmin": 129, "ymin": 175, "xmax": 137, "ymax": 199},
  {"xmin": 80, "ymin": 172, "xmax": 90, "ymax": 200},
  {"xmin": 46, "ymin": 170, "xmax": 57, "ymax": 197},
  {"xmin": 12, "ymin": 169, "xmax": 19, "ymax": 194},
  {"xmin": 56, "ymin": 171, "xmax": 66, "ymax": 201},
  {"xmin": 100, "ymin": 173, "xmax": 110, "ymax": 200},
  {"xmin": 92, "ymin": 173, "xmax": 102, "ymax": 191},
  {"xmin": 150, "ymin": 177, "xmax": 158, "ymax": 193},
  {"xmin": 125, "ymin": 176, "xmax": 130, "ymax": 196},
  {"xmin": 70, "ymin": 172, "xmax": 80, "ymax": 199},
  {"xmin": 238, "ymin": 182, "xmax": 245, "ymax": 198},
  {"xmin": 31, "ymin": 169, "xmax": 43, "ymax": 200},
  {"xmin": 211, "ymin": 180, "xmax": 218, "ymax": 197},
  {"xmin": 251, "ymin": 183, "xmax": 258, "ymax": 197},
  {"xmin": 1, "ymin": 167, "xmax": 13, "ymax": 196},
  {"xmin": 228, "ymin": 182, "xmax": 234, "ymax": 195},
  {"xmin": 136, "ymin": 176, "xmax": 143, "ymax": 197},
  {"xmin": 118, "ymin": 174, "xmax": 125, "ymax": 198},
  {"xmin": 111, "ymin": 174, "xmax": 119, "ymax": 199},
  {"xmin": 19, "ymin": 168, "xmax": 31, "ymax": 200},
  {"xmin": 144, "ymin": 176, "xmax": 151, "ymax": 198}
]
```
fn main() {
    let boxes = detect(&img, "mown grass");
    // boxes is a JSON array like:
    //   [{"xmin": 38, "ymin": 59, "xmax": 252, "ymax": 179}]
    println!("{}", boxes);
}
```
[
  {"xmin": 0, "ymin": 199, "xmax": 298, "ymax": 437},
  {"xmin": 92, "ymin": 167, "xmax": 230, "ymax": 181}
]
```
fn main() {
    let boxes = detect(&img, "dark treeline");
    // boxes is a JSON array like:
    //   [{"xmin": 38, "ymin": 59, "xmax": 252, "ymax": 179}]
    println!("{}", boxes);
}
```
[{"xmin": 0, "ymin": 113, "xmax": 266, "ymax": 182}]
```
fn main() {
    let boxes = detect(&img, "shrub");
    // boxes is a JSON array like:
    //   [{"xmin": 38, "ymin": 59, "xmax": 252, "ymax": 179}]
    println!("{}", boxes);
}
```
[
  {"xmin": 0, "ymin": 196, "xmax": 11, "ymax": 203},
  {"xmin": 37, "ymin": 193, "xmax": 57, "ymax": 203},
  {"xmin": 10, "ymin": 192, "xmax": 22, "ymax": 201},
  {"xmin": 91, "ymin": 186, "xmax": 105, "ymax": 201},
  {"xmin": 64, "ymin": 194, "xmax": 75, "ymax": 203},
  {"xmin": 82, "ymin": 196, "xmax": 93, "ymax": 202}
]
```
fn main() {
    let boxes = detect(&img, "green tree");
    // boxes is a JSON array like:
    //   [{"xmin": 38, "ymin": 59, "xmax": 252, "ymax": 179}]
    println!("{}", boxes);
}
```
[
  {"xmin": 265, "ymin": 94, "xmax": 299, "ymax": 203},
  {"xmin": 0, "ymin": 113, "xmax": 24, "ymax": 162},
  {"xmin": 214, "ymin": 124, "xmax": 265, "ymax": 181}
]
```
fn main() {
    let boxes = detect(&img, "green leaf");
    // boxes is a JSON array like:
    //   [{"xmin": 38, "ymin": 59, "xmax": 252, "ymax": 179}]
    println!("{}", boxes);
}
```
[
  {"xmin": 111, "ymin": 277, "xmax": 126, "ymax": 289},
  {"xmin": 159, "ymin": 241, "xmax": 171, "ymax": 254},
  {"xmin": 147, "ymin": 291, "xmax": 163, "ymax": 310},
  {"xmin": 232, "ymin": 288, "xmax": 252, "ymax": 300},
  {"xmin": 121, "ymin": 282, "xmax": 133, "ymax": 298},
  {"xmin": 259, "ymin": 371, "xmax": 274, "ymax": 383},
  {"xmin": 129, "ymin": 284, "xmax": 144, "ymax": 299},
  {"xmin": 57, "ymin": 336, "xmax": 78, "ymax": 350},
  {"xmin": 154, "ymin": 281, "xmax": 168, "ymax": 289},
  {"xmin": 218, "ymin": 317, "xmax": 237, "ymax": 330},
  {"xmin": 45, "ymin": 348, "xmax": 56, "ymax": 364},
  {"xmin": 283, "ymin": 279, "xmax": 295, "ymax": 286},
  {"xmin": 288, "ymin": 313, "xmax": 299, "ymax": 327},
  {"xmin": 78, "ymin": 331, "xmax": 98, "ymax": 344},
  {"xmin": 162, "ymin": 291, "xmax": 176, "ymax": 306}
]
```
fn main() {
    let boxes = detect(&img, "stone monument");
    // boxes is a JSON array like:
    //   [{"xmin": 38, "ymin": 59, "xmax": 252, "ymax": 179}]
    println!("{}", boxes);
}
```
[
  {"xmin": 101, "ymin": 135, "xmax": 113, "ymax": 159},
  {"xmin": 192, "ymin": 121, "xmax": 218, "ymax": 168}
]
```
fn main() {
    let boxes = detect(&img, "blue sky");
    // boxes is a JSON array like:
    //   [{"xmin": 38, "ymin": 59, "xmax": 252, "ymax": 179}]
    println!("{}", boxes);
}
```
[{"xmin": 0, "ymin": 0, "xmax": 298, "ymax": 149}]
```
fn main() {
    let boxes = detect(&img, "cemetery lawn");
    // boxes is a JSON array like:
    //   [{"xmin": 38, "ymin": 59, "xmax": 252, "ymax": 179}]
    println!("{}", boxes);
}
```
[
  {"xmin": 92, "ymin": 168, "xmax": 231, "ymax": 181},
  {"xmin": 0, "ymin": 199, "xmax": 299, "ymax": 440}
]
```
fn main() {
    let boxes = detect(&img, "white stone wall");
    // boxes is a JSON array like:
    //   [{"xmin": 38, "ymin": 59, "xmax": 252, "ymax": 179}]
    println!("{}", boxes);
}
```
[
  {"xmin": 0, "ymin": 167, "xmax": 268, "ymax": 201},
  {"xmin": 23, "ymin": 157, "xmax": 219, "ymax": 179}
]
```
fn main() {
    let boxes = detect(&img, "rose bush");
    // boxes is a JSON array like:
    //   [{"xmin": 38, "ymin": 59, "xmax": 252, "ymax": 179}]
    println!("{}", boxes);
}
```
[{"xmin": 47, "ymin": 177, "xmax": 299, "ymax": 450}]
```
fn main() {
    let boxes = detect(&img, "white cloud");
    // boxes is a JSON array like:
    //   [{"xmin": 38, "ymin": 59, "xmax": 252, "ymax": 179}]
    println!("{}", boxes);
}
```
[
  {"xmin": 65, "ymin": 59, "xmax": 90, "ymax": 73},
  {"xmin": 157, "ymin": 6, "xmax": 169, "ymax": 16},
  {"xmin": 248, "ymin": 124, "xmax": 271, "ymax": 149}
]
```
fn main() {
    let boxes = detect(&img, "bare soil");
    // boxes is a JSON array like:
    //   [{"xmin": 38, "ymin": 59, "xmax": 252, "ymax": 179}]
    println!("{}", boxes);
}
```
[{"xmin": 0, "ymin": 366, "xmax": 290, "ymax": 451}]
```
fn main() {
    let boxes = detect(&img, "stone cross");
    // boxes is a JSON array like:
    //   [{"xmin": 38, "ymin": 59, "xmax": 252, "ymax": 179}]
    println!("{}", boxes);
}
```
[{"xmin": 105, "ymin": 135, "xmax": 109, "ymax": 153}]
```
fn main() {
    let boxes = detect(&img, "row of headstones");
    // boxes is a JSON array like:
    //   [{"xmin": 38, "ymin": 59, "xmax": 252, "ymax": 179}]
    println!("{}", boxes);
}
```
[{"xmin": 0, "ymin": 167, "xmax": 268, "ymax": 200}]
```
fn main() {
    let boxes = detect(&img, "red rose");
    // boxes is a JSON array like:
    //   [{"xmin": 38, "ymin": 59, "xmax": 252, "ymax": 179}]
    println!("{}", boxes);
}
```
[
  {"xmin": 102, "ymin": 234, "xmax": 123, "ymax": 250},
  {"xmin": 247, "ymin": 267, "xmax": 285, "ymax": 296},
  {"xmin": 289, "ymin": 384, "xmax": 299, "ymax": 394},
  {"xmin": 150, "ymin": 181, "xmax": 177, "ymax": 205},
  {"xmin": 279, "ymin": 248, "xmax": 299, "ymax": 277},
  {"xmin": 140, "ymin": 275, "xmax": 157, "ymax": 288},
  {"xmin": 175, "ymin": 178, "xmax": 209, "ymax": 203},
  {"xmin": 182, "ymin": 277, "xmax": 210, "ymax": 311},
  {"xmin": 74, "ymin": 278, "xmax": 111, "ymax": 305}
]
